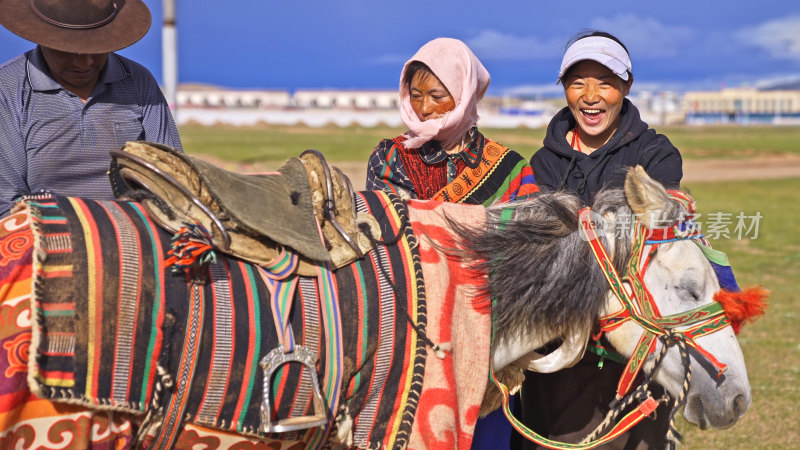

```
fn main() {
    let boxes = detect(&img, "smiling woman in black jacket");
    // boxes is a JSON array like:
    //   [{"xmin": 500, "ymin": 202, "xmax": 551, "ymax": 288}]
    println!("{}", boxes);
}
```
[
  {"xmin": 518, "ymin": 30, "xmax": 682, "ymax": 450},
  {"xmin": 530, "ymin": 32, "xmax": 682, "ymax": 206},
  {"xmin": 532, "ymin": 97, "xmax": 682, "ymax": 205}
]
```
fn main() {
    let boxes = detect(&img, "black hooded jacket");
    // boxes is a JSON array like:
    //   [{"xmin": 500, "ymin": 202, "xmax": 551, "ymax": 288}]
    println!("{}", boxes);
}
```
[{"xmin": 530, "ymin": 99, "xmax": 682, "ymax": 205}]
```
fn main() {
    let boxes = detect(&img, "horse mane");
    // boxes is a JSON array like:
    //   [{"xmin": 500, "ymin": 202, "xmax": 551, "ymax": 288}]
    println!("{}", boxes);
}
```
[{"xmin": 453, "ymin": 186, "xmax": 686, "ymax": 348}]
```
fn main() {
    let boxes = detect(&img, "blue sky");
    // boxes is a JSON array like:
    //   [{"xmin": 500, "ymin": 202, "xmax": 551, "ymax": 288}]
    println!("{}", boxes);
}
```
[{"xmin": 2, "ymin": 0, "xmax": 799, "ymax": 95}]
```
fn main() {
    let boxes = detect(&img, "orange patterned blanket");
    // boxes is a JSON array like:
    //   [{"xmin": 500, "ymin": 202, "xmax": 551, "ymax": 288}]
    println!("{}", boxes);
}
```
[{"xmin": 406, "ymin": 199, "xmax": 492, "ymax": 450}]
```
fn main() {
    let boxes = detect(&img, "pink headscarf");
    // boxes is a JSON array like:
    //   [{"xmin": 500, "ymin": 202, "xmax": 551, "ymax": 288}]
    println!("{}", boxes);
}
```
[{"xmin": 399, "ymin": 38, "xmax": 491, "ymax": 149}]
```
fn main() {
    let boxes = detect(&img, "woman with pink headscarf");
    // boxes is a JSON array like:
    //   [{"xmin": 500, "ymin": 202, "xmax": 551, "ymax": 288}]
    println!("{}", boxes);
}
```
[{"xmin": 366, "ymin": 38, "xmax": 538, "ymax": 206}]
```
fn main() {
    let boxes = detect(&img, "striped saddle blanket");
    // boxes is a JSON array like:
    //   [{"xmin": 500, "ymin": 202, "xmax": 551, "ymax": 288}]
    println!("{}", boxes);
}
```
[{"xmin": 24, "ymin": 190, "xmax": 426, "ymax": 448}]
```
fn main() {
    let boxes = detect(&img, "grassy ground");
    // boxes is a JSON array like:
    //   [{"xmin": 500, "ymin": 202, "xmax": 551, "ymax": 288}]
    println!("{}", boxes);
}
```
[
  {"xmin": 180, "ymin": 123, "xmax": 402, "ymax": 166},
  {"xmin": 662, "ymin": 125, "xmax": 800, "ymax": 159},
  {"xmin": 179, "ymin": 124, "xmax": 800, "ymax": 164},
  {"xmin": 676, "ymin": 178, "xmax": 800, "ymax": 449},
  {"xmin": 178, "ymin": 124, "xmax": 799, "ymax": 448}
]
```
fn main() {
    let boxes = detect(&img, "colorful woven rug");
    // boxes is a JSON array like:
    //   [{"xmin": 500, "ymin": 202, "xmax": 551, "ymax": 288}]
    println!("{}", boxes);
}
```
[
  {"xmin": 0, "ymin": 210, "xmax": 138, "ymax": 449},
  {"xmin": 11, "ymin": 190, "xmax": 424, "ymax": 449},
  {"xmin": 1, "ymin": 192, "xmax": 494, "ymax": 449}
]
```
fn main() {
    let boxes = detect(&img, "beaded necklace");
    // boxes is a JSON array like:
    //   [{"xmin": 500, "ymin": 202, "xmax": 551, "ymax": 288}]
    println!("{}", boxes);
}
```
[{"xmin": 570, "ymin": 124, "xmax": 582, "ymax": 153}]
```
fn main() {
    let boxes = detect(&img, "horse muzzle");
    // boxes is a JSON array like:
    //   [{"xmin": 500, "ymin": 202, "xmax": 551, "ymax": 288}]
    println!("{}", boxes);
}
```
[{"xmin": 683, "ymin": 385, "xmax": 751, "ymax": 430}]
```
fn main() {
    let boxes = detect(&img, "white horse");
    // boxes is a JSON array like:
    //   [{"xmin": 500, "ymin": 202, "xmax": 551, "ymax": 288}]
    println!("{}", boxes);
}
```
[{"xmin": 480, "ymin": 166, "xmax": 754, "ymax": 444}]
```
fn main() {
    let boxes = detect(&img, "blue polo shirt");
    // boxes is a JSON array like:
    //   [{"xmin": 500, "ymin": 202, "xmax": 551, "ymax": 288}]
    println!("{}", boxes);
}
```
[{"xmin": 0, "ymin": 46, "xmax": 182, "ymax": 216}]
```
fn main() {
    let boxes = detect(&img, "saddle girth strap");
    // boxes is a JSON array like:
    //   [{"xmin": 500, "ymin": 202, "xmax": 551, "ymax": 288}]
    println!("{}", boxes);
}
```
[
  {"xmin": 151, "ymin": 283, "xmax": 206, "ymax": 449},
  {"xmin": 258, "ymin": 248, "xmax": 300, "ymax": 353},
  {"xmin": 302, "ymin": 261, "xmax": 344, "ymax": 448}
]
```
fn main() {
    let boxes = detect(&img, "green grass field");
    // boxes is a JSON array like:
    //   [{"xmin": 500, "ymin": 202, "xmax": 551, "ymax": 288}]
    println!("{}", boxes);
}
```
[
  {"xmin": 677, "ymin": 178, "xmax": 799, "ymax": 448},
  {"xmin": 664, "ymin": 125, "xmax": 800, "ymax": 160},
  {"xmin": 179, "ymin": 124, "xmax": 799, "ymax": 448},
  {"xmin": 179, "ymin": 124, "xmax": 800, "ymax": 164}
]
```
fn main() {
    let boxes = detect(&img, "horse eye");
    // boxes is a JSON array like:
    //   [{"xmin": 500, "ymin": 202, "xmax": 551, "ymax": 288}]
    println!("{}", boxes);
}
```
[{"xmin": 677, "ymin": 280, "xmax": 701, "ymax": 301}]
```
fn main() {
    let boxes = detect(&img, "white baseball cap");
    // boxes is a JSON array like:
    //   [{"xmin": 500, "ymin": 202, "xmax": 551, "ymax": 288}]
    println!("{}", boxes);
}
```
[{"xmin": 558, "ymin": 36, "xmax": 632, "ymax": 82}]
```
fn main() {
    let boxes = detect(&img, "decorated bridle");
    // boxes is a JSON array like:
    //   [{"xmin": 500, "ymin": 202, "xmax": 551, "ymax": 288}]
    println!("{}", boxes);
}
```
[
  {"xmin": 582, "ymin": 190, "xmax": 730, "ymax": 400},
  {"xmin": 491, "ymin": 190, "xmax": 738, "ymax": 449}
]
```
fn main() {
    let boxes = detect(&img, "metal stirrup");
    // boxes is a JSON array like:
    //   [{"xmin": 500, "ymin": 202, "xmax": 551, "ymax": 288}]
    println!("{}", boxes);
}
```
[{"xmin": 259, "ymin": 345, "xmax": 328, "ymax": 433}]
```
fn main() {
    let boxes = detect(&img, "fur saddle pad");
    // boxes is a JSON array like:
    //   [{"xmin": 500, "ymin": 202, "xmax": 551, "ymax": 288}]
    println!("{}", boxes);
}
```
[
  {"xmin": 109, "ymin": 142, "xmax": 375, "ymax": 274},
  {"xmin": 23, "ymin": 191, "xmax": 425, "ymax": 448}
]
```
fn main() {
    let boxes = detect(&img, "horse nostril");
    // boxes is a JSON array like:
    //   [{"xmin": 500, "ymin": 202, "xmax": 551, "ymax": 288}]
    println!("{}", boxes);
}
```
[{"xmin": 733, "ymin": 394, "xmax": 748, "ymax": 417}]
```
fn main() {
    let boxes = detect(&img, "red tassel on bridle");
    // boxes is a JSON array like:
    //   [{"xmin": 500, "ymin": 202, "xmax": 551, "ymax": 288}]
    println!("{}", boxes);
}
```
[{"xmin": 714, "ymin": 287, "xmax": 769, "ymax": 334}]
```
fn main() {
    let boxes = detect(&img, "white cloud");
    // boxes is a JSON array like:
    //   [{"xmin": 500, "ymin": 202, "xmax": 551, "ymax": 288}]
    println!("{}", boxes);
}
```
[
  {"xmin": 465, "ymin": 30, "xmax": 562, "ymax": 61},
  {"xmin": 463, "ymin": 16, "xmax": 699, "ymax": 63},
  {"xmin": 738, "ymin": 15, "xmax": 800, "ymax": 60},
  {"xmin": 366, "ymin": 30, "xmax": 560, "ymax": 65},
  {"xmin": 752, "ymin": 74, "xmax": 800, "ymax": 89},
  {"xmin": 589, "ymin": 14, "xmax": 697, "ymax": 59}
]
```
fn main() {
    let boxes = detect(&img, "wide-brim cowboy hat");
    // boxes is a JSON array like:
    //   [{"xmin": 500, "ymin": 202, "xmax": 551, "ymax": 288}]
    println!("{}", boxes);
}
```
[{"xmin": 0, "ymin": 0, "xmax": 151, "ymax": 54}]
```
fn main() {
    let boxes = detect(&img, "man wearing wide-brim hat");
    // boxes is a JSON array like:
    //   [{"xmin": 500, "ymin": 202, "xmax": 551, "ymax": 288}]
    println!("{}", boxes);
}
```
[{"xmin": 0, "ymin": 0, "xmax": 182, "ymax": 217}]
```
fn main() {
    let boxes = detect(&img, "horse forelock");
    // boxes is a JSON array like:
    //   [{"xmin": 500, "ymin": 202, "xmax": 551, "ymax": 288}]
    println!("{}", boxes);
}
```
[
  {"xmin": 445, "ymin": 191, "xmax": 585, "ymax": 346},
  {"xmin": 450, "ymin": 181, "xmax": 694, "ymax": 348}
]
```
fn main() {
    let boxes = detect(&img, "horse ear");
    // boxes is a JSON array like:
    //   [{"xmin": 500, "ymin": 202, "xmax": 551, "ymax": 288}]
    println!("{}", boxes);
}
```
[{"xmin": 623, "ymin": 165, "xmax": 669, "ymax": 228}]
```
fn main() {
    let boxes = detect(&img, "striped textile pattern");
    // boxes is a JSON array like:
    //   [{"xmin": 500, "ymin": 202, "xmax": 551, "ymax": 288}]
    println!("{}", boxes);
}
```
[
  {"xmin": 24, "ymin": 190, "xmax": 426, "ymax": 448},
  {"xmin": 450, "ymin": 146, "xmax": 538, "ymax": 206},
  {"xmin": 334, "ymin": 191, "xmax": 426, "ymax": 449},
  {"xmin": 153, "ymin": 282, "xmax": 206, "ymax": 450},
  {"xmin": 27, "ymin": 195, "xmax": 170, "ymax": 409},
  {"xmin": 423, "ymin": 141, "xmax": 537, "ymax": 206}
]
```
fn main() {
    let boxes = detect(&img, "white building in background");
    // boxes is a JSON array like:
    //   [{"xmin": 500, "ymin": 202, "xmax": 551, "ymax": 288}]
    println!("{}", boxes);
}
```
[
  {"xmin": 174, "ymin": 84, "xmax": 800, "ymax": 128},
  {"xmin": 174, "ymin": 84, "xmax": 557, "ymax": 128},
  {"xmin": 293, "ymin": 90, "xmax": 399, "ymax": 110},
  {"xmin": 177, "ymin": 84, "xmax": 291, "ymax": 109},
  {"xmin": 176, "ymin": 86, "xmax": 404, "ymax": 127},
  {"xmin": 683, "ymin": 88, "xmax": 800, "ymax": 125}
]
